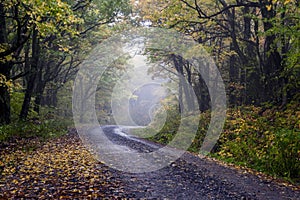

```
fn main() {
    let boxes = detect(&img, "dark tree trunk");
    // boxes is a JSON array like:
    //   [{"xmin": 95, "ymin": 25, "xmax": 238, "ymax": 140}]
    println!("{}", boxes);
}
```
[
  {"xmin": 279, "ymin": 10, "xmax": 288, "ymax": 107},
  {"xmin": 197, "ymin": 74, "xmax": 210, "ymax": 112},
  {"xmin": 172, "ymin": 55, "xmax": 184, "ymax": 113},
  {"xmin": 229, "ymin": 42, "xmax": 238, "ymax": 106},
  {"xmin": 33, "ymin": 59, "xmax": 46, "ymax": 114},
  {"xmin": 172, "ymin": 55, "xmax": 196, "ymax": 112},
  {"xmin": 260, "ymin": 1, "xmax": 282, "ymax": 103},
  {"xmin": 20, "ymin": 28, "xmax": 39, "ymax": 120},
  {"xmin": 0, "ymin": 67, "xmax": 11, "ymax": 125},
  {"xmin": 0, "ymin": 3, "xmax": 11, "ymax": 125},
  {"xmin": 42, "ymin": 88, "xmax": 58, "ymax": 107},
  {"xmin": 227, "ymin": 7, "xmax": 248, "ymax": 105},
  {"xmin": 184, "ymin": 63, "xmax": 195, "ymax": 111},
  {"xmin": 34, "ymin": 82, "xmax": 46, "ymax": 114},
  {"xmin": 194, "ymin": 60, "xmax": 210, "ymax": 112}
]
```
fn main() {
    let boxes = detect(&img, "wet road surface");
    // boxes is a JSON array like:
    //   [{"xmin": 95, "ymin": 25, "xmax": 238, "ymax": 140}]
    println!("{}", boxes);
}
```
[{"xmin": 87, "ymin": 126, "xmax": 300, "ymax": 200}]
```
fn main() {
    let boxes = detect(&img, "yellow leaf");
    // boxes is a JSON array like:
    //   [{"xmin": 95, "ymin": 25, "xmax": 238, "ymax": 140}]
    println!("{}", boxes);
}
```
[
  {"xmin": 266, "ymin": 5, "xmax": 272, "ymax": 11},
  {"xmin": 284, "ymin": 0, "xmax": 291, "ymax": 5},
  {"xmin": 36, "ymin": 16, "xmax": 41, "ymax": 22}
]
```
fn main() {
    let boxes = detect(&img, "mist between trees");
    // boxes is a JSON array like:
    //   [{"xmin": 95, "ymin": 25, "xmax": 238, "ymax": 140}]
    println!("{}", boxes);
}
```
[{"xmin": 0, "ymin": 0, "xmax": 299, "ymax": 183}]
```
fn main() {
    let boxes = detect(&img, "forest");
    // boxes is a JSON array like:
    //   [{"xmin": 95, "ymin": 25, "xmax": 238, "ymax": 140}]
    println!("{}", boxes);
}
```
[{"xmin": 0, "ymin": 0, "xmax": 299, "ymax": 195}]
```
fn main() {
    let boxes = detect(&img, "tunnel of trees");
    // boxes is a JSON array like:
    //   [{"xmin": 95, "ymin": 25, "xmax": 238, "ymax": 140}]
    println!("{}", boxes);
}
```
[
  {"xmin": 0, "ymin": 0, "xmax": 299, "ymax": 185},
  {"xmin": 1, "ymin": 0, "xmax": 299, "ymax": 125}
]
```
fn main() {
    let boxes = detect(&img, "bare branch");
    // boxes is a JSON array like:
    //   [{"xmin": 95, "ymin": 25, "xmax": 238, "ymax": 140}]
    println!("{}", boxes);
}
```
[{"xmin": 180, "ymin": 1, "xmax": 260, "ymax": 19}]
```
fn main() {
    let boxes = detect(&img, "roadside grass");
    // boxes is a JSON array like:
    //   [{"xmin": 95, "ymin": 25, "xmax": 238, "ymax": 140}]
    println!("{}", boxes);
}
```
[
  {"xmin": 131, "ymin": 102, "xmax": 300, "ymax": 185},
  {"xmin": 0, "ymin": 117, "xmax": 73, "ymax": 143}
]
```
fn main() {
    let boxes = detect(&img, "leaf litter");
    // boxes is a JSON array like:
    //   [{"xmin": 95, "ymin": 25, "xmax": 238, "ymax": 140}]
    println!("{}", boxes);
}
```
[
  {"xmin": 0, "ymin": 129, "xmax": 125, "ymax": 199},
  {"xmin": 1, "ymin": 127, "xmax": 299, "ymax": 199}
]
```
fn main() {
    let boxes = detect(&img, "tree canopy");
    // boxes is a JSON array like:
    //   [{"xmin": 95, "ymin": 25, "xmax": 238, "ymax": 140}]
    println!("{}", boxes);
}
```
[
  {"xmin": 0, "ymin": 0, "xmax": 132, "ymax": 124},
  {"xmin": 136, "ymin": 0, "xmax": 300, "ymax": 106}
]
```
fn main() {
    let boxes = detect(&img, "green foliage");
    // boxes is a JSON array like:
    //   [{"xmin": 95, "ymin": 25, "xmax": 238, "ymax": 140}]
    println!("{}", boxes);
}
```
[
  {"xmin": 1, "ymin": 82, "xmax": 73, "ymax": 143},
  {"xmin": 216, "ymin": 104, "xmax": 300, "ymax": 183},
  {"xmin": 149, "ymin": 106, "xmax": 181, "ymax": 144},
  {"xmin": 0, "ymin": 117, "xmax": 72, "ymax": 143},
  {"xmin": 142, "ymin": 102, "xmax": 300, "ymax": 183},
  {"xmin": 149, "ymin": 109, "xmax": 211, "ymax": 152},
  {"xmin": 266, "ymin": 129, "xmax": 300, "ymax": 179},
  {"xmin": 0, "ymin": 0, "xmax": 132, "ymax": 124},
  {"xmin": 264, "ymin": 0, "xmax": 300, "ymax": 97},
  {"xmin": 130, "ymin": 105, "xmax": 180, "ymax": 142},
  {"xmin": 1, "ymin": 91, "xmax": 73, "ymax": 142},
  {"xmin": 132, "ymin": 105, "xmax": 211, "ymax": 152},
  {"xmin": 10, "ymin": 92, "xmax": 37, "ymax": 121}
]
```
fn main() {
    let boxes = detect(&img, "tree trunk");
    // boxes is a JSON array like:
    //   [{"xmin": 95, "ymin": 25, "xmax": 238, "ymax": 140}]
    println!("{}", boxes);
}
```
[
  {"xmin": 42, "ymin": 88, "xmax": 59, "ymax": 107},
  {"xmin": 0, "ymin": 67, "xmax": 11, "ymax": 125},
  {"xmin": 20, "ymin": 28, "xmax": 39, "ymax": 120},
  {"xmin": 33, "ymin": 60, "xmax": 46, "ymax": 114},
  {"xmin": 173, "ymin": 55, "xmax": 184, "ymax": 113},
  {"xmin": 0, "ymin": 3, "xmax": 11, "ymax": 125},
  {"xmin": 193, "ymin": 59, "xmax": 210, "ymax": 112},
  {"xmin": 34, "ymin": 82, "xmax": 46, "ymax": 114},
  {"xmin": 184, "ymin": 63, "xmax": 195, "ymax": 111},
  {"xmin": 229, "ymin": 42, "xmax": 238, "ymax": 106},
  {"xmin": 260, "ymin": 1, "xmax": 282, "ymax": 103}
]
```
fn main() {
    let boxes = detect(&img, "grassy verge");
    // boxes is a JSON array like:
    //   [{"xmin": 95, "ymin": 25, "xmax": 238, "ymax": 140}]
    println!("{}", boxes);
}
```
[
  {"xmin": 1, "ymin": 90, "xmax": 73, "ymax": 143},
  {"xmin": 131, "ymin": 102, "xmax": 300, "ymax": 185},
  {"xmin": 0, "ymin": 118, "xmax": 73, "ymax": 143}
]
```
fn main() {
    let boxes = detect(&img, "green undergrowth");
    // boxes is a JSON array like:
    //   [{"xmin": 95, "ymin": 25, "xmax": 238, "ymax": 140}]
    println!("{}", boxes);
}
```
[
  {"xmin": 131, "ymin": 102, "xmax": 300, "ymax": 185},
  {"xmin": 0, "ymin": 91, "xmax": 73, "ymax": 143},
  {"xmin": 215, "ymin": 102, "xmax": 300, "ymax": 184},
  {"xmin": 0, "ymin": 117, "xmax": 73, "ymax": 143},
  {"xmin": 0, "ymin": 97, "xmax": 73, "ymax": 143}
]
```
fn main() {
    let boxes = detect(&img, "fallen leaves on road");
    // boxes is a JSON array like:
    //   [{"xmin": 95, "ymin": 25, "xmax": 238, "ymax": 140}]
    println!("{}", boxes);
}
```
[{"xmin": 0, "ymin": 130, "xmax": 124, "ymax": 199}]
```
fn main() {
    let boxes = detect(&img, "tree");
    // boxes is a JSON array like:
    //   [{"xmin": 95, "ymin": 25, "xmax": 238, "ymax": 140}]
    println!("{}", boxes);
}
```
[
  {"xmin": 137, "ymin": 0, "xmax": 300, "ymax": 106},
  {"xmin": 0, "ymin": 0, "xmax": 81, "ymax": 123},
  {"xmin": 0, "ymin": 0, "xmax": 132, "ymax": 124}
]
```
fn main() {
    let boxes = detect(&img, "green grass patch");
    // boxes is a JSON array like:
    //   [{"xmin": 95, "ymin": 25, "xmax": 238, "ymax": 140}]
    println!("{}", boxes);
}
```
[{"xmin": 0, "ymin": 117, "xmax": 73, "ymax": 143}]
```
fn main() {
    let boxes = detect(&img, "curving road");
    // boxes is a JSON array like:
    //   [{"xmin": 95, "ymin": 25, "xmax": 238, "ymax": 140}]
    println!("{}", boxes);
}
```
[{"xmin": 88, "ymin": 126, "xmax": 300, "ymax": 199}]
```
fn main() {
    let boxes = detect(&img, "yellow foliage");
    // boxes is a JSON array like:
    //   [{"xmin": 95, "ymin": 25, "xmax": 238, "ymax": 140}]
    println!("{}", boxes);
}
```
[
  {"xmin": 0, "ymin": 74, "xmax": 22, "ymax": 94},
  {"xmin": 266, "ymin": 5, "xmax": 272, "ymax": 11},
  {"xmin": 0, "ymin": 134, "xmax": 120, "ymax": 198},
  {"xmin": 284, "ymin": 0, "xmax": 292, "ymax": 5}
]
